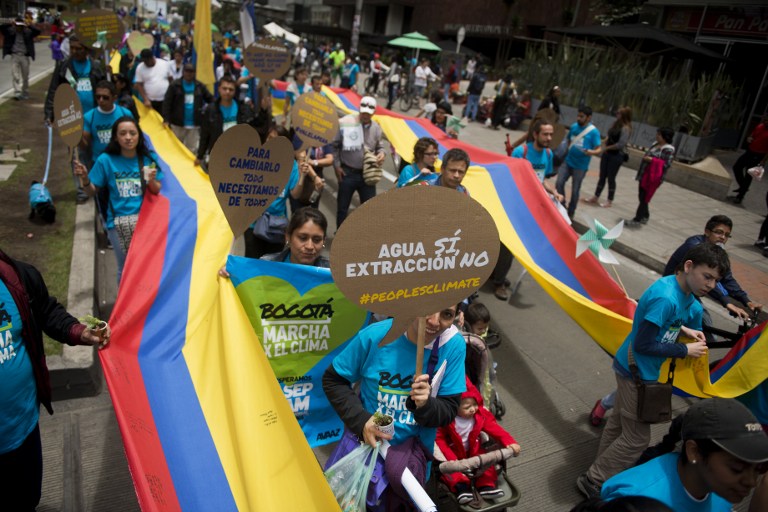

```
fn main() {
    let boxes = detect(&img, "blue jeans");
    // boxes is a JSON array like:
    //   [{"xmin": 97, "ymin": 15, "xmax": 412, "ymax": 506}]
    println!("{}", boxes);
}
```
[
  {"xmin": 336, "ymin": 168, "xmax": 376, "ymax": 228},
  {"xmin": 466, "ymin": 94, "xmax": 480, "ymax": 121},
  {"xmin": 107, "ymin": 227, "xmax": 127, "ymax": 285},
  {"xmin": 556, "ymin": 164, "xmax": 587, "ymax": 217}
]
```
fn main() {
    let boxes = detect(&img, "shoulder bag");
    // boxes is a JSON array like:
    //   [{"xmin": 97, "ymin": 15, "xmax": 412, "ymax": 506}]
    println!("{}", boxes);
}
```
[{"xmin": 628, "ymin": 341, "xmax": 675, "ymax": 423}]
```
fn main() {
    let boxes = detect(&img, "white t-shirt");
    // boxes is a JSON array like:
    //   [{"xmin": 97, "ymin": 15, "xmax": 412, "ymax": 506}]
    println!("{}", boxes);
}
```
[
  {"xmin": 454, "ymin": 416, "xmax": 474, "ymax": 451},
  {"xmin": 135, "ymin": 59, "xmax": 172, "ymax": 101}
]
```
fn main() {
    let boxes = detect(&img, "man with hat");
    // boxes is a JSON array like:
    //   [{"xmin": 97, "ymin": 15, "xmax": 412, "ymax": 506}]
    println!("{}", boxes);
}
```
[
  {"xmin": 134, "ymin": 48, "xmax": 173, "ymax": 114},
  {"xmin": 331, "ymin": 95, "xmax": 385, "ymax": 228},
  {"xmin": 162, "ymin": 63, "xmax": 213, "ymax": 153},
  {"xmin": 1, "ymin": 17, "xmax": 41, "ymax": 100}
]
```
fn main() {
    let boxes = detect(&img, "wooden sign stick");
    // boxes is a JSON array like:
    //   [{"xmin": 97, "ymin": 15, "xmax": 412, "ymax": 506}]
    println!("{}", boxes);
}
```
[{"xmin": 414, "ymin": 316, "xmax": 426, "ymax": 378}]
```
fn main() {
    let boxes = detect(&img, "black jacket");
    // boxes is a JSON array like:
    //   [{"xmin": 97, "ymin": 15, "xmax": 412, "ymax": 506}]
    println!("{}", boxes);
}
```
[
  {"xmin": 198, "ymin": 99, "xmax": 255, "ymax": 159},
  {"xmin": 162, "ymin": 79, "xmax": 214, "ymax": 127},
  {"xmin": 1, "ymin": 23, "xmax": 40, "ymax": 60},
  {"xmin": 44, "ymin": 57, "xmax": 106, "ymax": 121},
  {"xmin": 0, "ymin": 250, "xmax": 87, "ymax": 415}
]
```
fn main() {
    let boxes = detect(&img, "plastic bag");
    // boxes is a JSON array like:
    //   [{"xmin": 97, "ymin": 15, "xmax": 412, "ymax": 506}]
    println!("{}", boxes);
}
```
[
  {"xmin": 324, "ymin": 441, "xmax": 380, "ymax": 512},
  {"xmin": 748, "ymin": 165, "xmax": 764, "ymax": 181}
]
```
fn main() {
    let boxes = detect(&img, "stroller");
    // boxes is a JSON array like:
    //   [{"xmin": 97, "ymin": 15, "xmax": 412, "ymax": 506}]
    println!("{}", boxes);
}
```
[{"xmin": 464, "ymin": 332, "xmax": 505, "ymax": 420}]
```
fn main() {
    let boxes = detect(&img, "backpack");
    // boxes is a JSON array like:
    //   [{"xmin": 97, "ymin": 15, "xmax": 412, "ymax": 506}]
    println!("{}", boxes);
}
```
[{"xmin": 29, "ymin": 181, "xmax": 56, "ymax": 224}]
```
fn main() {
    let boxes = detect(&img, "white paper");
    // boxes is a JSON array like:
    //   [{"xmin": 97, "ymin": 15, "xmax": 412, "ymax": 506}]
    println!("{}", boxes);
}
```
[
  {"xmin": 430, "ymin": 360, "xmax": 447, "ymax": 397},
  {"xmin": 378, "ymin": 442, "xmax": 437, "ymax": 512}
]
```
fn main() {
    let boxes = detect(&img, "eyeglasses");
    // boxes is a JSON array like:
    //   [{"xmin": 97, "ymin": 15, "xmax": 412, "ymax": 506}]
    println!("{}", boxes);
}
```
[
  {"xmin": 423, "ymin": 152, "xmax": 439, "ymax": 156},
  {"xmin": 710, "ymin": 229, "xmax": 732, "ymax": 238},
  {"xmin": 95, "ymin": 94, "xmax": 112, "ymax": 100}
]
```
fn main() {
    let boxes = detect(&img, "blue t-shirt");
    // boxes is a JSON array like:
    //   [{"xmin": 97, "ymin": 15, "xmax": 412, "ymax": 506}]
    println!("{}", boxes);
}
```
[
  {"xmin": 71, "ymin": 59, "xmax": 95, "ymax": 113},
  {"xmin": 565, "ymin": 122, "xmax": 601, "ymax": 171},
  {"xmin": 615, "ymin": 276, "xmax": 702, "ymax": 381},
  {"xmin": 602, "ymin": 453, "xmax": 731, "ymax": 511},
  {"xmin": 512, "ymin": 142, "xmax": 553, "ymax": 183},
  {"xmin": 265, "ymin": 161, "xmax": 300, "ymax": 218},
  {"xmin": 83, "ymin": 106, "xmax": 134, "ymax": 159},
  {"xmin": 219, "ymin": 102, "xmax": 238, "ymax": 132},
  {"xmin": 397, "ymin": 164, "xmax": 425, "ymax": 188},
  {"xmin": 343, "ymin": 63, "xmax": 360, "ymax": 85},
  {"xmin": 89, "ymin": 152, "xmax": 164, "ymax": 228},
  {"xmin": 0, "ymin": 280, "xmax": 39, "ymax": 454},
  {"xmin": 332, "ymin": 319, "xmax": 466, "ymax": 449},
  {"xmin": 182, "ymin": 80, "xmax": 196, "ymax": 127}
]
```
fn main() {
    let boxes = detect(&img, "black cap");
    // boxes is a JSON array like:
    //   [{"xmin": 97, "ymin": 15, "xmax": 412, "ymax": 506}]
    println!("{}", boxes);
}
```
[
  {"xmin": 183, "ymin": 63, "xmax": 195, "ymax": 71},
  {"xmin": 682, "ymin": 398, "xmax": 768, "ymax": 464}
]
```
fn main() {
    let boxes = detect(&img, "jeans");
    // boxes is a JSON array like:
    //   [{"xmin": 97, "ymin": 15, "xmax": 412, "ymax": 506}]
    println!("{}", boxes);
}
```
[
  {"xmin": 443, "ymin": 82, "xmax": 451, "ymax": 103},
  {"xmin": 594, "ymin": 151, "xmax": 624, "ymax": 201},
  {"xmin": 387, "ymin": 82, "xmax": 398, "ymax": 110},
  {"xmin": 107, "ymin": 227, "xmax": 127, "ymax": 285},
  {"xmin": 465, "ymin": 94, "xmax": 480, "ymax": 121},
  {"xmin": 336, "ymin": 167, "xmax": 376, "ymax": 229},
  {"xmin": 555, "ymin": 164, "xmax": 587, "ymax": 217},
  {"xmin": 491, "ymin": 243, "xmax": 513, "ymax": 286},
  {"xmin": 0, "ymin": 424, "xmax": 42, "ymax": 510}
]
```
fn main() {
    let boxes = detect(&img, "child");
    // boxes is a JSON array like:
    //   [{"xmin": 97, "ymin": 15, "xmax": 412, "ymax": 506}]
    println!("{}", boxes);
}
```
[
  {"xmin": 465, "ymin": 302, "xmax": 490, "ymax": 338},
  {"xmin": 436, "ymin": 377, "xmax": 520, "ymax": 504}
]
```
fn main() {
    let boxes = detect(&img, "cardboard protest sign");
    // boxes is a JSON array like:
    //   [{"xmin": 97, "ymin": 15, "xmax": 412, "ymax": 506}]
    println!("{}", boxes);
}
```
[
  {"xmin": 75, "ymin": 9, "xmax": 123, "ymax": 49},
  {"xmin": 53, "ymin": 84, "xmax": 84, "ymax": 150},
  {"xmin": 127, "ymin": 31, "xmax": 154, "ymax": 55},
  {"xmin": 228, "ymin": 256, "xmax": 369, "ymax": 447},
  {"xmin": 330, "ymin": 186, "xmax": 499, "ymax": 344},
  {"xmin": 290, "ymin": 92, "xmax": 339, "ymax": 151},
  {"xmin": 243, "ymin": 39, "xmax": 292, "ymax": 81},
  {"xmin": 208, "ymin": 124, "xmax": 295, "ymax": 236}
]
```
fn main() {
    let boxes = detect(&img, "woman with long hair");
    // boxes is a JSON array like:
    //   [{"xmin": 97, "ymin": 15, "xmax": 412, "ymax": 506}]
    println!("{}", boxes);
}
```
[
  {"xmin": 74, "ymin": 116, "xmax": 162, "ymax": 283},
  {"xmin": 397, "ymin": 137, "xmax": 439, "ymax": 187},
  {"xmin": 585, "ymin": 107, "xmax": 633, "ymax": 208}
]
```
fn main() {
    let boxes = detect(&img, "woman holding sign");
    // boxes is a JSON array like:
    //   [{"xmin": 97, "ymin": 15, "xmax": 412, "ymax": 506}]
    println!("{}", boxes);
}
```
[
  {"xmin": 323, "ymin": 307, "xmax": 467, "ymax": 510},
  {"xmin": 73, "ymin": 117, "xmax": 162, "ymax": 283}
]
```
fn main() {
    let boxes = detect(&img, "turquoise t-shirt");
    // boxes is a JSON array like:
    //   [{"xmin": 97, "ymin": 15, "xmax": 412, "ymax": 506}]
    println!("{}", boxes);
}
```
[
  {"xmin": 602, "ymin": 453, "xmax": 731, "ymax": 511},
  {"xmin": 219, "ymin": 102, "xmax": 238, "ymax": 132},
  {"xmin": 397, "ymin": 164, "xmax": 425, "ymax": 187},
  {"xmin": 0, "ymin": 280, "xmax": 39, "ymax": 454},
  {"xmin": 83, "ymin": 106, "xmax": 134, "ymax": 159},
  {"xmin": 182, "ymin": 80, "xmax": 196, "ymax": 127},
  {"xmin": 512, "ymin": 142, "xmax": 553, "ymax": 183},
  {"xmin": 332, "ymin": 319, "xmax": 466, "ymax": 449},
  {"xmin": 565, "ymin": 122, "xmax": 601, "ymax": 171},
  {"xmin": 89, "ymin": 152, "xmax": 164, "ymax": 228},
  {"xmin": 265, "ymin": 161, "xmax": 300, "ymax": 218},
  {"xmin": 71, "ymin": 59, "xmax": 95, "ymax": 113},
  {"xmin": 615, "ymin": 275, "xmax": 702, "ymax": 381}
]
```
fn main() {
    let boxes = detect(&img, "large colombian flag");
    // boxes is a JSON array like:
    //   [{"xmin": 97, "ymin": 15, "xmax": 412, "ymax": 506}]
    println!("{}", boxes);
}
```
[{"xmin": 102, "ymin": 84, "xmax": 767, "ymax": 510}]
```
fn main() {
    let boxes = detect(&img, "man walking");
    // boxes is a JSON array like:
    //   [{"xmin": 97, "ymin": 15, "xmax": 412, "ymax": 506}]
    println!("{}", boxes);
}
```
[
  {"xmin": 134, "ymin": 48, "xmax": 172, "ymax": 115},
  {"xmin": 332, "ymin": 95, "xmax": 385, "ymax": 228},
  {"xmin": 162, "ymin": 63, "xmax": 213, "ymax": 154},
  {"xmin": 1, "ymin": 17, "xmax": 40, "ymax": 100},
  {"xmin": 464, "ymin": 67, "xmax": 486, "ymax": 123},
  {"xmin": 197, "ymin": 76, "xmax": 255, "ymax": 166},
  {"xmin": 730, "ymin": 113, "xmax": 768, "ymax": 204},
  {"xmin": 556, "ymin": 106, "xmax": 601, "ymax": 219}
]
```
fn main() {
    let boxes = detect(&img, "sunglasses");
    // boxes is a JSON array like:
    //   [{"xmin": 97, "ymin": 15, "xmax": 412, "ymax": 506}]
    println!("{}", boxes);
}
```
[
  {"xmin": 95, "ymin": 94, "xmax": 112, "ymax": 100},
  {"xmin": 361, "ymin": 103, "xmax": 376, "ymax": 109}
]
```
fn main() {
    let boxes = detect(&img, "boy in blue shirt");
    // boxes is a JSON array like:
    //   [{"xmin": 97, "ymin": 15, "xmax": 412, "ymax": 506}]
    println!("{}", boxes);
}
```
[
  {"xmin": 555, "ymin": 106, "xmax": 602, "ymax": 219},
  {"xmin": 577, "ymin": 242, "xmax": 730, "ymax": 499},
  {"xmin": 82, "ymin": 81, "xmax": 134, "ymax": 162}
]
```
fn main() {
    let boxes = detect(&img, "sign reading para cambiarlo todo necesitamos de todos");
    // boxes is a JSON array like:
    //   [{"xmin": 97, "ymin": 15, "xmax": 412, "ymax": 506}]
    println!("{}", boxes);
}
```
[
  {"xmin": 53, "ymin": 84, "xmax": 83, "ymax": 150},
  {"xmin": 331, "ymin": 185, "xmax": 500, "ymax": 344}
]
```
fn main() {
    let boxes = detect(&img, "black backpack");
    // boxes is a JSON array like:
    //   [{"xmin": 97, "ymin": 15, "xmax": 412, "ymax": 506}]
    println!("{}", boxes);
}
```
[{"xmin": 468, "ymin": 74, "xmax": 486, "ymax": 95}]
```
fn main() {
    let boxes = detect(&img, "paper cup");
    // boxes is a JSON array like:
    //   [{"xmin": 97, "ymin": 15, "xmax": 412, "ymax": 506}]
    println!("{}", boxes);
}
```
[
  {"xmin": 142, "ymin": 166, "xmax": 154, "ymax": 181},
  {"xmin": 375, "ymin": 415, "xmax": 395, "ymax": 436}
]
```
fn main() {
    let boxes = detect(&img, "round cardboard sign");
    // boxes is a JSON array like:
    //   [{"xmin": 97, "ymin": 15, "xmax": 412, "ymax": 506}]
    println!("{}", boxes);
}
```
[
  {"xmin": 127, "ymin": 31, "xmax": 154, "ymax": 56},
  {"xmin": 290, "ymin": 92, "xmax": 339, "ymax": 150},
  {"xmin": 330, "ymin": 186, "xmax": 500, "ymax": 342},
  {"xmin": 208, "ymin": 124, "xmax": 295, "ymax": 237},
  {"xmin": 53, "ymin": 84, "xmax": 84, "ymax": 149},
  {"xmin": 243, "ymin": 39, "xmax": 292, "ymax": 81},
  {"xmin": 75, "ymin": 9, "xmax": 123, "ymax": 49}
]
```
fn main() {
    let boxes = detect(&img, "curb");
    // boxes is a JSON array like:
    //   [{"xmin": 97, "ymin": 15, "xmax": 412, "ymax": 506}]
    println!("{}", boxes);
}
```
[{"xmin": 46, "ymin": 199, "xmax": 102, "ymax": 400}]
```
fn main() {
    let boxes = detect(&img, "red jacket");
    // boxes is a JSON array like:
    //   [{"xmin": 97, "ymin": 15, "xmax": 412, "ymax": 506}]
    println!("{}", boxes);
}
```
[
  {"xmin": 436, "ymin": 378, "xmax": 516, "ymax": 461},
  {"xmin": 749, "ymin": 123, "xmax": 768, "ymax": 154}
]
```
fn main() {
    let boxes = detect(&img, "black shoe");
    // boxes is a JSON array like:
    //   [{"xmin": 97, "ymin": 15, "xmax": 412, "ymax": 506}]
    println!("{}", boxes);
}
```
[
  {"xmin": 639, "ymin": 217, "xmax": 648, "ymax": 224},
  {"xmin": 728, "ymin": 196, "xmax": 744, "ymax": 204},
  {"xmin": 755, "ymin": 240, "xmax": 766, "ymax": 249},
  {"xmin": 763, "ymin": 247, "xmax": 768, "ymax": 258},
  {"xmin": 625, "ymin": 219, "xmax": 642, "ymax": 227}
]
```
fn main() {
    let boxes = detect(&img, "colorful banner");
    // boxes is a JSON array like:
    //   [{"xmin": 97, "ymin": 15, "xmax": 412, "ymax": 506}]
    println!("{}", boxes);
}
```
[{"xmin": 228, "ymin": 256, "xmax": 369, "ymax": 446}]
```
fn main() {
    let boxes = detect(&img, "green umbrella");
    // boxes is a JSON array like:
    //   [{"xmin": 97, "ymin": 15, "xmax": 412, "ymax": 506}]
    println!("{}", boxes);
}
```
[
  {"xmin": 387, "ymin": 32, "xmax": 441, "ymax": 68},
  {"xmin": 211, "ymin": 23, "xmax": 220, "ymax": 32}
]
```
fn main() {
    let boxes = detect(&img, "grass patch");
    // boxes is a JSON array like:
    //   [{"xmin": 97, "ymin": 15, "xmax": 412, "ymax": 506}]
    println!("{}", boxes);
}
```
[{"xmin": 0, "ymin": 75, "xmax": 77, "ymax": 356}]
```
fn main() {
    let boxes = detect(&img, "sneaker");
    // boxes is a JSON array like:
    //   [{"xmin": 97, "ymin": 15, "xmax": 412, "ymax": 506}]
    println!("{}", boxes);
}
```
[
  {"xmin": 625, "ymin": 219, "xmax": 642, "ymax": 228},
  {"xmin": 754, "ymin": 240, "xmax": 766, "ymax": 249},
  {"xmin": 589, "ymin": 399, "xmax": 606, "ymax": 427},
  {"xmin": 457, "ymin": 492, "xmax": 473, "ymax": 504},
  {"xmin": 763, "ymin": 247, "xmax": 768, "ymax": 258},
  {"xmin": 576, "ymin": 473, "xmax": 602, "ymax": 499},
  {"xmin": 639, "ymin": 217, "xmax": 649, "ymax": 224},
  {"xmin": 478, "ymin": 486, "xmax": 505, "ymax": 499}
]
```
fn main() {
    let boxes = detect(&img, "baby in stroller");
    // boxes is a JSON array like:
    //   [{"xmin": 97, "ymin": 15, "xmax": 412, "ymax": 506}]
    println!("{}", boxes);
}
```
[{"xmin": 436, "ymin": 377, "xmax": 520, "ymax": 505}]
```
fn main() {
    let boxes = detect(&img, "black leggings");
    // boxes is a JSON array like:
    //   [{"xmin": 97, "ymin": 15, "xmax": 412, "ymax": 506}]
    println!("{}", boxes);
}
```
[
  {"xmin": 594, "ymin": 151, "xmax": 624, "ymax": 201},
  {"xmin": 0, "ymin": 423, "xmax": 42, "ymax": 511},
  {"xmin": 634, "ymin": 185, "xmax": 650, "ymax": 222}
]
